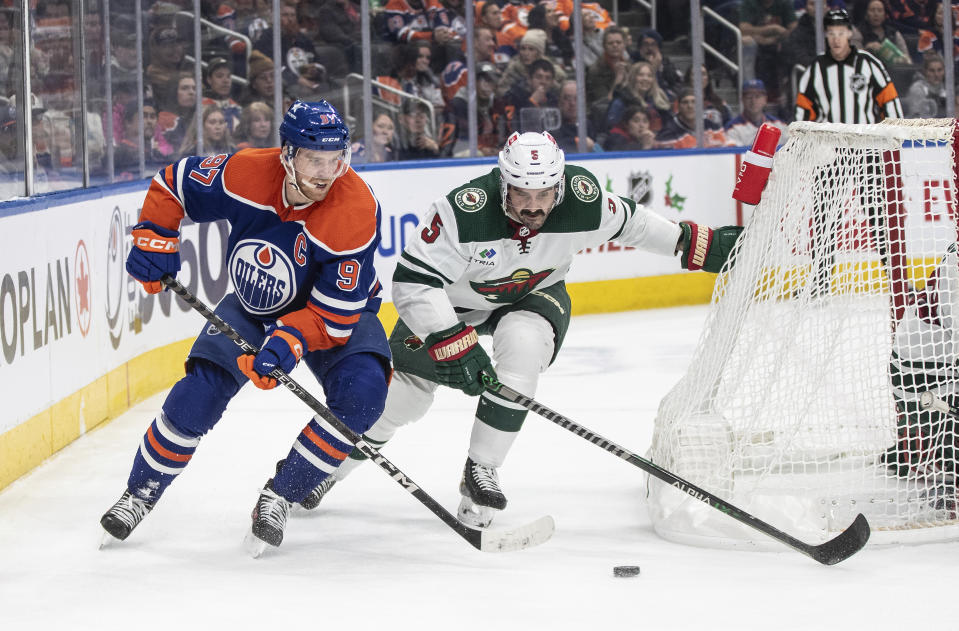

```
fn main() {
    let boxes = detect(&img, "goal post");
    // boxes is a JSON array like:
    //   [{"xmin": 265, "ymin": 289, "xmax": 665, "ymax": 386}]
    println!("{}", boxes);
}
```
[{"xmin": 648, "ymin": 118, "xmax": 959, "ymax": 549}]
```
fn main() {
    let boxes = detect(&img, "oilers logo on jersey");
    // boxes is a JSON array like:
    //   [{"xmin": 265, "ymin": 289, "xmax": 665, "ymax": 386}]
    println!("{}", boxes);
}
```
[{"xmin": 230, "ymin": 240, "xmax": 298, "ymax": 314}]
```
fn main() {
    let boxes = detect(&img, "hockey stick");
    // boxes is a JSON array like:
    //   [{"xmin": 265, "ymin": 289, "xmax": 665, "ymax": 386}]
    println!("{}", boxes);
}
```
[
  {"xmin": 480, "ymin": 375, "xmax": 871, "ymax": 565},
  {"xmin": 160, "ymin": 276, "xmax": 553, "ymax": 553},
  {"xmin": 919, "ymin": 390, "xmax": 959, "ymax": 419}
]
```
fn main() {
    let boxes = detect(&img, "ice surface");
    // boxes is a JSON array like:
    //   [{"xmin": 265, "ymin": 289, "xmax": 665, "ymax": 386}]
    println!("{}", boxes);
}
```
[{"xmin": 1, "ymin": 307, "xmax": 956, "ymax": 630}]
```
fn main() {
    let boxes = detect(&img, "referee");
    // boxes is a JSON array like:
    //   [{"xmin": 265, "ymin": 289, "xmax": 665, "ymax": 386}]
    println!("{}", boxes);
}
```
[
  {"xmin": 795, "ymin": 9, "xmax": 903, "ymax": 123},
  {"xmin": 794, "ymin": 9, "xmax": 903, "ymax": 296}
]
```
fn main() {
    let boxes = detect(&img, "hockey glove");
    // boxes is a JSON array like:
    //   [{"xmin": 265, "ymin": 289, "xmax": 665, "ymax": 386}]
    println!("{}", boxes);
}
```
[
  {"xmin": 126, "ymin": 221, "xmax": 181, "ymax": 294},
  {"xmin": 237, "ymin": 325, "xmax": 307, "ymax": 390},
  {"xmin": 678, "ymin": 221, "xmax": 744, "ymax": 274},
  {"xmin": 425, "ymin": 322, "xmax": 496, "ymax": 396}
]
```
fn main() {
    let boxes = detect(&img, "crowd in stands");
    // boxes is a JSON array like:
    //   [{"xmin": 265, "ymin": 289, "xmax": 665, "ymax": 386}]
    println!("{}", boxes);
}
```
[{"xmin": 1, "ymin": 0, "xmax": 957, "ymax": 193}]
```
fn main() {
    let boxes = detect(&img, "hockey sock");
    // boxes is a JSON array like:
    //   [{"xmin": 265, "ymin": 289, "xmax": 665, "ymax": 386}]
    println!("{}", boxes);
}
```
[
  {"xmin": 272, "ymin": 415, "xmax": 354, "ymax": 503},
  {"xmin": 127, "ymin": 412, "xmax": 200, "ymax": 503}
]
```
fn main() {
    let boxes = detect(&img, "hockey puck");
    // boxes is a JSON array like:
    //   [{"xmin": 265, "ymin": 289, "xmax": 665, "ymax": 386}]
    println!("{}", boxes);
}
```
[{"xmin": 613, "ymin": 565, "xmax": 640, "ymax": 577}]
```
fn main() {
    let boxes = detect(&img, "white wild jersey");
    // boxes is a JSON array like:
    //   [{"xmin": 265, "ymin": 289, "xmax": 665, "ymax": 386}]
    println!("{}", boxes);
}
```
[{"xmin": 391, "ymin": 165, "xmax": 682, "ymax": 339}]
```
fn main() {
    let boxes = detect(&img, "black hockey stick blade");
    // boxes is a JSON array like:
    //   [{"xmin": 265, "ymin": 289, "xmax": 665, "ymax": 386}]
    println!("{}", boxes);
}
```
[
  {"xmin": 802, "ymin": 513, "xmax": 871, "ymax": 566},
  {"xmin": 481, "ymin": 374, "xmax": 871, "ymax": 565},
  {"xmin": 160, "ymin": 275, "xmax": 553, "ymax": 553}
]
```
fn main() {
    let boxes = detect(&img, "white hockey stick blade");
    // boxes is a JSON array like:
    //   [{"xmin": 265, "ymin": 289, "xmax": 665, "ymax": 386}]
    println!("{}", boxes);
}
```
[{"xmin": 478, "ymin": 515, "xmax": 555, "ymax": 552}]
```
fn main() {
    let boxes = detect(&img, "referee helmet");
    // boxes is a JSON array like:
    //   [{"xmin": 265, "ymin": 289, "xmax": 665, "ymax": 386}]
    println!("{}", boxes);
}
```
[{"xmin": 823, "ymin": 9, "xmax": 852, "ymax": 29}]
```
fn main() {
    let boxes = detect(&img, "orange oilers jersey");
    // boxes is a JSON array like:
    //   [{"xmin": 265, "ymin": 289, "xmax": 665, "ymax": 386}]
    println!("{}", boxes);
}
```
[{"xmin": 140, "ymin": 148, "xmax": 383, "ymax": 351}]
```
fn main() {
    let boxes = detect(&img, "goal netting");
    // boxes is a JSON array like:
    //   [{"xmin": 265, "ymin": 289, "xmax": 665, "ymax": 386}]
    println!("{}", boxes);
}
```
[{"xmin": 648, "ymin": 118, "xmax": 959, "ymax": 549}]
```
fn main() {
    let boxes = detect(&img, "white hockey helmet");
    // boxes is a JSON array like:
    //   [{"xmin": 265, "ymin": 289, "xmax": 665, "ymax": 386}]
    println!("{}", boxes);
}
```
[{"xmin": 498, "ymin": 131, "xmax": 566, "ymax": 214}]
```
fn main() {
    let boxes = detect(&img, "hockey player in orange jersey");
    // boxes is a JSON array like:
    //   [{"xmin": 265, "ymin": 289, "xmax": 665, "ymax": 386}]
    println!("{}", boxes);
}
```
[{"xmin": 99, "ymin": 101, "xmax": 392, "ymax": 555}]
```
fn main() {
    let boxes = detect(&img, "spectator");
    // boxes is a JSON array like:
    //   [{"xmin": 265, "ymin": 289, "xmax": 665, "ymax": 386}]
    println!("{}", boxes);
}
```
[
  {"xmin": 783, "ymin": 0, "xmax": 822, "ymax": 70},
  {"xmin": 178, "ymin": 103, "xmax": 237, "ymax": 158},
  {"xmin": 297, "ymin": 1, "xmax": 351, "ymax": 81},
  {"xmin": 156, "ymin": 72, "xmax": 197, "ymax": 158},
  {"xmin": 684, "ymin": 64, "xmax": 734, "ymax": 127},
  {"xmin": 114, "ymin": 99, "xmax": 169, "ymax": 176},
  {"xmin": 604, "ymin": 105, "xmax": 656, "ymax": 151},
  {"xmin": 886, "ymin": 0, "xmax": 933, "ymax": 33},
  {"xmin": 724, "ymin": 79, "xmax": 789, "ymax": 146},
  {"xmin": 440, "ymin": 26, "xmax": 498, "ymax": 102},
  {"xmin": 585, "ymin": 26, "xmax": 630, "ymax": 109},
  {"xmin": 578, "ymin": 7, "xmax": 605, "ymax": 67},
  {"xmin": 254, "ymin": 0, "xmax": 331, "ymax": 99},
  {"xmin": 241, "ymin": 51, "xmax": 276, "ymax": 106},
  {"xmin": 440, "ymin": 61, "xmax": 508, "ymax": 155},
  {"xmin": 497, "ymin": 29, "xmax": 565, "ymax": 98},
  {"xmin": 396, "ymin": 98, "xmax": 441, "ymax": 160},
  {"xmin": 553, "ymin": 79, "xmax": 599, "ymax": 153},
  {"xmin": 313, "ymin": 0, "xmax": 363, "ymax": 75},
  {"xmin": 476, "ymin": 1, "xmax": 515, "ymax": 66},
  {"xmin": 656, "ymin": 88, "xmax": 733, "ymax": 149},
  {"xmin": 739, "ymin": 0, "xmax": 798, "ymax": 99},
  {"xmin": 606, "ymin": 60, "xmax": 673, "ymax": 134},
  {"xmin": 435, "ymin": 0, "xmax": 468, "ymax": 69},
  {"xmin": 918, "ymin": 3, "xmax": 959, "ymax": 64},
  {"xmin": 503, "ymin": 58, "xmax": 560, "ymax": 134},
  {"xmin": 201, "ymin": 56, "xmax": 242, "ymax": 133},
  {"xmin": 859, "ymin": 0, "xmax": 912, "ymax": 66},
  {"xmin": 352, "ymin": 111, "xmax": 399, "ymax": 163},
  {"xmin": 109, "ymin": 30, "xmax": 140, "ymax": 88},
  {"xmin": 904, "ymin": 51, "xmax": 948, "ymax": 117},
  {"xmin": 145, "ymin": 27, "xmax": 190, "ymax": 100},
  {"xmin": 234, "ymin": 101, "xmax": 275, "ymax": 149},
  {"xmin": 636, "ymin": 28, "xmax": 684, "ymax": 96},
  {"xmin": 527, "ymin": 2, "xmax": 573, "ymax": 67},
  {"xmin": 0, "ymin": 13, "xmax": 14, "ymax": 96},
  {"xmin": 381, "ymin": 0, "xmax": 456, "ymax": 47},
  {"xmin": 393, "ymin": 41, "xmax": 445, "ymax": 109}
]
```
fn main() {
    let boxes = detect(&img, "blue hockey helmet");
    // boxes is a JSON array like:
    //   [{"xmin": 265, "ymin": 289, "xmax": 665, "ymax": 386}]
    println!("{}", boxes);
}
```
[
  {"xmin": 279, "ymin": 100, "xmax": 350, "ymax": 151},
  {"xmin": 279, "ymin": 100, "xmax": 352, "ymax": 188}
]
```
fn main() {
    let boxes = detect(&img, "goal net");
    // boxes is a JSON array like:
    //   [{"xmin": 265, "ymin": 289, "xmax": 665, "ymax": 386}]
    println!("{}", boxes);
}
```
[{"xmin": 648, "ymin": 119, "xmax": 959, "ymax": 549}]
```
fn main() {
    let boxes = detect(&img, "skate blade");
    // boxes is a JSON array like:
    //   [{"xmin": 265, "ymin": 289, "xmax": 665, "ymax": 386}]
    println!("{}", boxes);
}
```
[
  {"xmin": 98, "ymin": 528, "xmax": 120, "ymax": 550},
  {"xmin": 457, "ymin": 495, "xmax": 498, "ymax": 529},
  {"xmin": 243, "ymin": 531, "xmax": 269, "ymax": 559}
]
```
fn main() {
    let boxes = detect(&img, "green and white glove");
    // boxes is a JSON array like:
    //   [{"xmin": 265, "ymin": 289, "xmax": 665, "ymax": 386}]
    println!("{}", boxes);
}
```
[
  {"xmin": 425, "ymin": 322, "xmax": 496, "ymax": 396},
  {"xmin": 678, "ymin": 221, "xmax": 744, "ymax": 273}
]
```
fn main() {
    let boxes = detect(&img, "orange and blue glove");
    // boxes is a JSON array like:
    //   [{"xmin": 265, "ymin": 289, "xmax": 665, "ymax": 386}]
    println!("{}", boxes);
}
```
[
  {"xmin": 126, "ymin": 221, "xmax": 181, "ymax": 294},
  {"xmin": 237, "ymin": 325, "xmax": 307, "ymax": 390}
]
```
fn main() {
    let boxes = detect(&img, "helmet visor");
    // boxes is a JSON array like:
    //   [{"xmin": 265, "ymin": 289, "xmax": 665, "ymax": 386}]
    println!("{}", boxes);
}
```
[{"xmin": 289, "ymin": 147, "xmax": 350, "ymax": 180}]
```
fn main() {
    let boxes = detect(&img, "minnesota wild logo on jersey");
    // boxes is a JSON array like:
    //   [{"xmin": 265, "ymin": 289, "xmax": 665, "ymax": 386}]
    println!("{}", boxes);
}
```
[{"xmin": 469, "ymin": 268, "xmax": 555, "ymax": 303}]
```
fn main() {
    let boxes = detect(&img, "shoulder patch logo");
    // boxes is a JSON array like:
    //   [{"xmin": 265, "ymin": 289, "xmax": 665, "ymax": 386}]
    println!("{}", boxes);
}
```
[
  {"xmin": 570, "ymin": 175, "xmax": 599, "ymax": 203},
  {"xmin": 454, "ymin": 187, "xmax": 488, "ymax": 212}
]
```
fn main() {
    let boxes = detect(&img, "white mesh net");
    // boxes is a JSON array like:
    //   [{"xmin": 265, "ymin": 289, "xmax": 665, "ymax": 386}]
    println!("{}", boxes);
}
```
[{"xmin": 648, "ymin": 118, "xmax": 959, "ymax": 549}]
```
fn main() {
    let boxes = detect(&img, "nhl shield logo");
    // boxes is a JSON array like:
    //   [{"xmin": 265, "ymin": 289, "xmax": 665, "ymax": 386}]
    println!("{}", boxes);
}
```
[
  {"xmin": 850, "ymin": 74, "xmax": 867, "ymax": 93},
  {"xmin": 629, "ymin": 170, "xmax": 653, "ymax": 205},
  {"xmin": 454, "ymin": 187, "xmax": 488, "ymax": 212},
  {"xmin": 570, "ymin": 175, "xmax": 599, "ymax": 203}
]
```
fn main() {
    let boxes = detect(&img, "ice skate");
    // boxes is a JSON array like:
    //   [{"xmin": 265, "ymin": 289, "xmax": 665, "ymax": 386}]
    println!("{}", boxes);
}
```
[
  {"xmin": 249, "ymin": 481, "xmax": 292, "ymax": 553},
  {"xmin": 299, "ymin": 475, "xmax": 337, "ymax": 511},
  {"xmin": 457, "ymin": 457, "xmax": 506, "ymax": 528},
  {"xmin": 99, "ymin": 490, "xmax": 154, "ymax": 546}
]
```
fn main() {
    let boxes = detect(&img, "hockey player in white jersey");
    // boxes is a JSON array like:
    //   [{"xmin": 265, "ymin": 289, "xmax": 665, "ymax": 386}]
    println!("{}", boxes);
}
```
[
  {"xmin": 296, "ymin": 131, "xmax": 743, "ymax": 526},
  {"xmin": 883, "ymin": 244, "xmax": 959, "ymax": 479}
]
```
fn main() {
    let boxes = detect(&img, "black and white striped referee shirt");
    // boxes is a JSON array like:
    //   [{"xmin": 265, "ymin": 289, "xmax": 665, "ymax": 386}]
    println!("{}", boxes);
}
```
[{"xmin": 795, "ymin": 46, "xmax": 903, "ymax": 123}]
